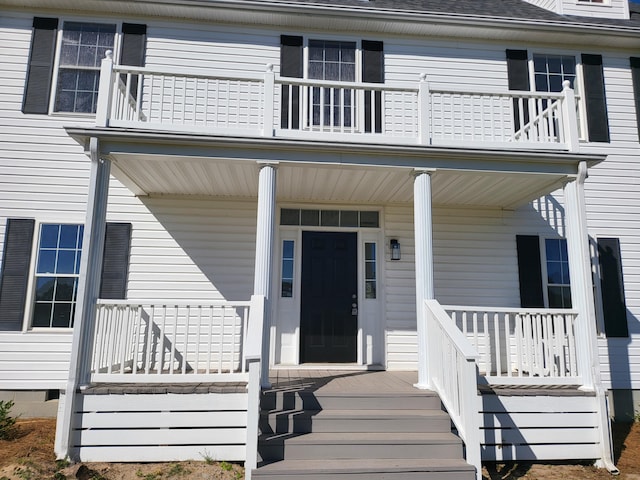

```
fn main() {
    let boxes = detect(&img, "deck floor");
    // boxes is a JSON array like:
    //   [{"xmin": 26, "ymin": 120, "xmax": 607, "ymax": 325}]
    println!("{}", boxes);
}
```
[{"xmin": 267, "ymin": 369, "xmax": 422, "ymax": 395}]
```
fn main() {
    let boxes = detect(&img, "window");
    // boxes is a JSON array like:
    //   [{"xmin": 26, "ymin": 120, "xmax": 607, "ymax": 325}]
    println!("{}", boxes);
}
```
[
  {"xmin": 280, "ymin": 208, "xmax": 379, "ymax": 228},
  {"xmin": 506, "ymin": 49, "xmax": 609, "ymax": 143},
  {"xmin": 281, "ymin": 240, "xmax": 295, "ymax": 298},
  {"xmin": 308, "ymin": 40, "xmax": 356, "ymax": 127},
  {"xmin": 279, "ymin": 36, "xmax": 383, "ymax": 132},
  {"xmin": 32, "ymin": 224, "xmax": 84, "ymax": 328},
  {"xmin": 533, "ymin": 54, "xmax": 576, "ymax": 93},
  {"xmin": 364, "ymin": 242, "xmax": 377, "ymax": 299},
  {"xmin": 544, "ymin": 238, "xmax": 572, "ymax": 308},
  {"xmin": 22, "ymin": 18, "xmax": 146, "ymax": 115},
  {"xmin": 516, "ymin": 235, "xmax": 572, "ymax": 309},
  {"xmin": 54, "ymin": 22, "xmax": 116, "ymax": 113}
]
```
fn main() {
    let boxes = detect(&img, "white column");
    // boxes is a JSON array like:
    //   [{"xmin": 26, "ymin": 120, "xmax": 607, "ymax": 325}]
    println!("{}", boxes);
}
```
[
  {"xmin": 414, "ymin": 169, "xmax": 435, "ymax": 388},
  {"xmin": 564, "ymin": 161, "xmax": 596, "ymax": 390},
  {"xmin": 55, "ymin": 137, "xmax": 110, "ymax": 459},
  {"xmin": 254, "ymin": 162, "xmax": 278, "ymax": 388}
]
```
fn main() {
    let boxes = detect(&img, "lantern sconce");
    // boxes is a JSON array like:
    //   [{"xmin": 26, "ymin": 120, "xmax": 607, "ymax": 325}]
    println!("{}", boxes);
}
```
[{"xmin": 390, "ymin": 239, "xmax": 401, "ymax": 261}]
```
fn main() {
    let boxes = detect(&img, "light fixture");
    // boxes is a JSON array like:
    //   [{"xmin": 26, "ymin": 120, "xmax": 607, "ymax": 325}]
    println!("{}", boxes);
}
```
[{"xmin": 390, "ymin": 239, "xmax": 401, "ymax": 261}]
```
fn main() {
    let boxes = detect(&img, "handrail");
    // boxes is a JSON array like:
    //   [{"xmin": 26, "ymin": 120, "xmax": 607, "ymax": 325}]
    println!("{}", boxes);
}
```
[
  {"xmin": 444, "ymin": 305, "xmax": 581, "ymax": 384},
  {"xmin": 424, "ymin": 299, "xmax": 481, "ymax": 480}
]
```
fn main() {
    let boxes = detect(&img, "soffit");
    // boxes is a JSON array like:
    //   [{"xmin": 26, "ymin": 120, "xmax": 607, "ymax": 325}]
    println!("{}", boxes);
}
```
[{"xmin": 109, "ymin": 153, "xmax": 569, "ymax": 209}]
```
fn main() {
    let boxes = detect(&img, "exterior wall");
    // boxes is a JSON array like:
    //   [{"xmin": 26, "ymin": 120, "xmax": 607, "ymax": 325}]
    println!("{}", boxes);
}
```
[
  {"xmin": 560, "ymin": 0, "xmax": 630, "ymax": 19},
  {"xmin": 1, "ymin": 5, "xmax": 640, "ymax": 398}
]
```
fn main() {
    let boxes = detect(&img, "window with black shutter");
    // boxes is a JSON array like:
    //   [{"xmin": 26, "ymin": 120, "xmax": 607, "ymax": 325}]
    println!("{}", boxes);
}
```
[{"xmin": 22, "ymin": 18, "xmax": 146, "ymax": 115}]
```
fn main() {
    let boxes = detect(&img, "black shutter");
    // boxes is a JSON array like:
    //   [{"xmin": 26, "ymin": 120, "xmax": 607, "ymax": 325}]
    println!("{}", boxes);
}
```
[
  {"xmin": 631, "ymin": 57, "xmax": 640, "ymax": 140},
  {"xmin": 22, "ymin": 17, "xmax": 58, "ymax": 114},
  {"xmin": 506, "ymin": 49, "xmax": 530, "ymax": 131},
  {"xmin": 280, "ymin": 35, "xmax": 303, "ymax": 129},
  {"xmin": 582, "ymin": 54, "xmax": 610, "ymax": 143},
  {"xmin": 362, "ymin": 40, "xmax": 384, "ymax": 133},
  {"xmin": 0, "ymin": 219, "xmax": 35, "ymax": 331},
  {"xmin": 120, "ymin": 24, "xmax": 146, "ymax": 98},
  {"xmin": 99, "ymin": 223, "xmax": 132, "ymax": 299},
  {"xmin": 516, "ymin": 235, "xmax": 544, "ymax": 308},
  {"xmin": 597, "ymin": 238, "xmax": 628, "ymax": 337}
]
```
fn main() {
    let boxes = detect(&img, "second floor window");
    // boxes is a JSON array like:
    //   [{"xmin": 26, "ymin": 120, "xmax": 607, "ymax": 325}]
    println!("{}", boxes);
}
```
[
  {"xmin": 23, "ymin": 17, "xmax": 146, "ymax": 116},
  {"xmin": 55, "ymin": 22, "xmax": 116, "ymax": 113},
  {"xmin": 533, "ymin": 54, "xmax": 577, "ymax": 93}
]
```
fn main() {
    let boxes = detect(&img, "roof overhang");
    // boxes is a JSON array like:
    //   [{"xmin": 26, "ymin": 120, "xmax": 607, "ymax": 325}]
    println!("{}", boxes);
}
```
[
  {"xmin": 2, "ymin": 0, "xmax": 640, "ymax": 50},
  {"xmin": 66, "ymin": 127, "xmax": 605, "ymax": 209}
]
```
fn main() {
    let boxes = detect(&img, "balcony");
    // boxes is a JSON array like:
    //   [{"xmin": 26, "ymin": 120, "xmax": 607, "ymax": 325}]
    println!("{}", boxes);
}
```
[{"xmin": 96, "ymin": 52, "xmax": 580, "ymax": 152}]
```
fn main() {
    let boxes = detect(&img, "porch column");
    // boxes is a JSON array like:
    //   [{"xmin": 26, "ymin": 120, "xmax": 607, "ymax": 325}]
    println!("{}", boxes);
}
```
[
  {"xmin": 254, "ymin": 162, "xmax": 278, "ymax": 388},
  {"xmin": 56, "ymin": 137, "xmax": 110, "ymax": 459},
  {"xmin": 564, "ymin": 161, "xmax": 597, "ymax": 390},
  {"xmin": 413, "ymin": 169, "xmax": 435, "ymax": 389}
]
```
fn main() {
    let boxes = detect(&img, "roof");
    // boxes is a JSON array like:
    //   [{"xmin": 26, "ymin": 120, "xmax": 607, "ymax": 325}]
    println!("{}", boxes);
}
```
[{"xmin": 257, "ymin": 0, "xmax": 640, "ymax": 28}]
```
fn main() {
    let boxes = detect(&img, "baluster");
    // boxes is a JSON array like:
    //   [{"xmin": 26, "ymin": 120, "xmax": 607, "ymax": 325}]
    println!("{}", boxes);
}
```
[
  {"xmin": 158, "ymin": 305, "xmax": 167, "ymax": 375},
  {"xmin": 118, "ymin": 306, "xmax": 128, "ymax": 374},
  {"xmin": 132, "ymin": 306, "xmax": 142, "ymax": 374},
  {"xmin": 483, "ymin": 312, "xmax": 490, "ymax": 375},
  {"xmin": 493, "ymin": 312, "xmax": 501, "ymax": 376},
  {"xmin": 194, "ymin": 305, "xmax": 202, "ymax": 375},
  {"xmin": 350, "ymin": 88, "xmax": 356, "ymax": 134},
  {"xmin": 514, "ymin": 313, "xmax": 523, "ymax": 377},
  {"xmin": 218, "ymin": 306, "xmax": 224, "ymax": 374},
  {"xmin": 567, "ymin": 314, "xmax": 578, "ymax": 376},
  {"xmin": 207, "ymin": 306, "xmax": 214, "ymax": 375},
  {"xmin": 182, "ymin": 306, "xmax": 190, "ymax": 375},
  {"xmin": 169, "ymin": 306, "xmax": 178, "ymax": 374},
  {"xmin": 504, "ymin": 313, "xmax": 512, "ymax": 377}
]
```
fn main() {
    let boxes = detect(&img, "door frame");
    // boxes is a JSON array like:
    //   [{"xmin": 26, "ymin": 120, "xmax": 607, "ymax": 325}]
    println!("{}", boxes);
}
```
[{"xmin": 271, "ymin": 206, "xmax": 385, "ymax": 367}]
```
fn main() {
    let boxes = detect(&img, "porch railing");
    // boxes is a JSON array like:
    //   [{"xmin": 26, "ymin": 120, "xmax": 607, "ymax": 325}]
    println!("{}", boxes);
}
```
[
  {"xmin": 96, "ymin": 52, "xmax": 580, "ymax": 151},
  {"xmin": 91, "ymin": 299, "xmax": 251, "ymax": 383},
  {"xmin": 424, "ymin": 299, "xmax": 481, "ymax": 480},
  {"xmin": 444, "ymin": 305, "xmax": 581, "ymax": 385}
]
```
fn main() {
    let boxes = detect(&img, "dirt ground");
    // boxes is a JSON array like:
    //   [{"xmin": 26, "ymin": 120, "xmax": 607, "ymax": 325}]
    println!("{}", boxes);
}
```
[{"xmin": 1, "ymin": 418, "xmax": 639, "ymax": 479}]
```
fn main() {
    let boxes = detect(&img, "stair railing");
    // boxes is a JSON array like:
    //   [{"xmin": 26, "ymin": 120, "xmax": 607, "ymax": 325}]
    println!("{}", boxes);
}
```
[{"xmin": 424, "ymin": 299, "xmax": 482, "ymax": 480}]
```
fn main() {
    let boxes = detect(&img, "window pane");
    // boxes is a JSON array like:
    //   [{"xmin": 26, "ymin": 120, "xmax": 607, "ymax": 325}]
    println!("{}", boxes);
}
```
[
  {"xmin": 282, "ymin": 259, "xmax": 294, "ymax": 279},
  {"xmin": 32, "ymin": 304, "xmax": 52, "ymax": 328},
  {"xmin": 301, "ymin": 209, "xmax": 320, "ymax": 226},
  {"xmin": 545, "ymin": 239, "xmax": 561, "ymax": 261},
  {"xmin": 365, "ymin": 281, "xmax": 377, "ymax": 299},
  {"xmin": 562, "ymin": 286, "xmax": 573, "ymax": 308},
  {"xmin": 365, "ymin": 262, "xmax": 376, "ymax": 279},
  {"xmin": 548, "ymin": 286, "xmax": 563, "ymax": 308},
  {"xmin": 308, "ymin": 62, "xmax": 323, "ymax": 80},
  {"xmin": 52, "ymin": 303, "xmax": 73, "ymax": 328},
  {"xmin": 283, "ymin": 240, "xmax": 294, "ymax": 258},
  {"xmin": 280, "ymin": 209, "xmax": 300, "ymax": 226},
  {"xmin": 56, "ymin": 250, "xmax": 76, "ymax": 274},
  {"xmin": 55, "ymin": 277, "xmax": 76, "ymax": 301},
  {"xmin": 547, "ymin": 262, "xmax": 562, "ymax": 284},
  {"xmin": 321, "ymin": 210, "xmax": 340, "ymax": 226},
  {"xmin": 359, "ymin": 211, "xmax": 379, "ymax": 228},
  {"xmin": 59, "ymin": 225, "xmax": 79, "ymax": 248},
  {"xmin": 365, "ymin": 243, "xmax": 376, "ymax": 260},
  {"xmin": 340, "ymin": 210, "xmax": 358, "ymax": 227},
  {"xmin": 281, "ymin": 280, "xmax": 293, "ymax": 298},
  {"xmin": 35, "ymin": 277, "xmax": 55, "ymax": 301},
  {"xmin": 40, "ymin": 224, "xmax": 59, "ymax": 248},
  {"xmin": 37, "ymin": 250, "xmax": 56, "ymax": 274},
  {"xmin": 548, "ymin": 56, "xmax": 562, "ymax": 74}
]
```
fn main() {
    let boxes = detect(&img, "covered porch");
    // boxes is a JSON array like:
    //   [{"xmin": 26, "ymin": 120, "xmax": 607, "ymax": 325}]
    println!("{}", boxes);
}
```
[{"xmin": 57, "ymin": 105, "xmax": 609, "ymax": 477}]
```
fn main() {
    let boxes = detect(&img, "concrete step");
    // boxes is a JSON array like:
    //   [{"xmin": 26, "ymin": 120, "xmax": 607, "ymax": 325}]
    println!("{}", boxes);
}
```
[
  {"xmin": 259, "ymin": 431, "xmax": 463, "ymax": 461},
  {"xmin": 261, "ymin": 390, "xmax": 442, "ymax": 411},
  {"xmin": 252, "ymin": 458, "xmax": 476, "ymax": 480},
  {"xmin": 260, "ymin": 408, "xmax": 452, "ymax": 434}
]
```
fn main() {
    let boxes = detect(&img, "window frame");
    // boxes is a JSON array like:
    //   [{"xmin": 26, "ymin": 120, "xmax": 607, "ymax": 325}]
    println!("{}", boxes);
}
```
[
  {"xmin": 541, "ymin": 237, "xmax": 573, "ymax": 309},
  {"xmin": 528, "ymin": 51, "xmax": 589, "ymax": 141},
  {"xmin": 25, "ymin": 221, "xmax": 86, "ymax": 331},
  {"xmin": 48, "ymin": 17, "xmax": 123, "ymax": 116}
]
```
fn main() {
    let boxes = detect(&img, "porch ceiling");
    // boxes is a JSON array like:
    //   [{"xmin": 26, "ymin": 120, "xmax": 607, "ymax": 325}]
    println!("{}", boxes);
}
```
[
  {"xmin": 110, "ymin": 153, "xmax": 570, "ymax": 208},
  {"xmin": 70, "ymin": 128, "xmax": 604, "ymax": 209}
]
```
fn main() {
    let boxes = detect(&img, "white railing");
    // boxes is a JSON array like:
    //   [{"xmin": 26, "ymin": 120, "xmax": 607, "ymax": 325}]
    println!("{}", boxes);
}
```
[
  {"xmin": 429, "ymin": 87, "xmax": 570, "ymax": 148},
  {"xmin": 424, "ymin": 299, "xmax": 481, "ymax": 480},
  {"xmin": 444, "ymin": 305, "xmax": 581, "ymax": 385},
  {"xmin": 91, "ymin": 299, "xmax": 252, "ymax": 383},
  {"xmin": 96, "ymin": 53, "xmax": 580, "ymax": 151}
]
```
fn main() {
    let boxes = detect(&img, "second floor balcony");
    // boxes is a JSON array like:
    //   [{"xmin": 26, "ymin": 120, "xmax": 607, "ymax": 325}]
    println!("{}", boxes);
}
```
[{"xmin": 96, "ymin": 52, "xmax": 581, "ymax": 153}]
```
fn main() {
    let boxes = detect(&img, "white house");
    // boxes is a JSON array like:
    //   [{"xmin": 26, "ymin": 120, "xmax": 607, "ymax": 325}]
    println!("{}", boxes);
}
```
[{"xmin": 1, "ymin": 0, "xmax": 640, "ymax": 478}]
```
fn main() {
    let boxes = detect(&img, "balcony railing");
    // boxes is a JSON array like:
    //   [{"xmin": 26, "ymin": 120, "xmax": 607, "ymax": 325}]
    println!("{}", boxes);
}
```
[
  {"xmin": 96, "ymin": 52, "xmax": 580, "ymax": 151},
  {"xmin": 91, "ymin": 299, "xmax": 252, "ymax": 383},
  {"xmin": 444, "ymin": 305, "xmax": 581, "ymax": 385}
]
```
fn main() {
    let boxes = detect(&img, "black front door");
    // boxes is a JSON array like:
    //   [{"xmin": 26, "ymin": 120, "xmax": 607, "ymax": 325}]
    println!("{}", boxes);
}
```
[{"xmin": 300, "ymin": 231, "xmax": 358, "ymax": 363}]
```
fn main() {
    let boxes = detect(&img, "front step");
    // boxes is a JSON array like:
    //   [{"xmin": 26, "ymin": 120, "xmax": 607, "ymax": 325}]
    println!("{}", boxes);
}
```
[
  {"xmin": 261, "ymin": 408, "xmax": 452, "ymax": 434},
  {"xmin": 253, "ymin": 458, "xmax": 476, "ymax": 480},
  {"xmin": 253, "ymin": 372, "xmax": 476, "ymax": 480}
]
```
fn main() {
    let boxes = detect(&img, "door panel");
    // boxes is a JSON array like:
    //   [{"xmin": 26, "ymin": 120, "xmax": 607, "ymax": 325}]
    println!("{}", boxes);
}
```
[{"xmin": 300, "ymin": 231, "xmax": 357, "ymax": 363}]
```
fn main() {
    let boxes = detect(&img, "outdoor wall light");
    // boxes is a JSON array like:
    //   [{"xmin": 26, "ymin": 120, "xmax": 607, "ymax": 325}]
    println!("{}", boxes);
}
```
[{"xmin": 390, "ymin": 239, "xmax": 401, "ymax": 261}]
